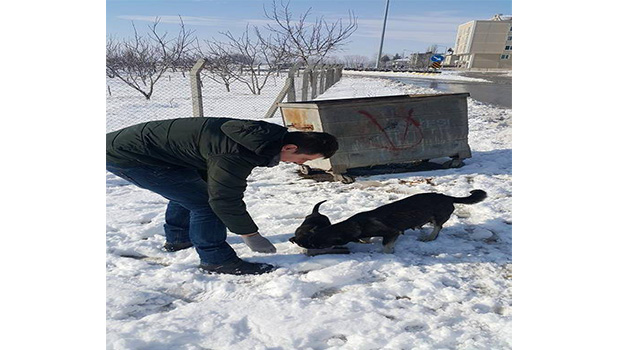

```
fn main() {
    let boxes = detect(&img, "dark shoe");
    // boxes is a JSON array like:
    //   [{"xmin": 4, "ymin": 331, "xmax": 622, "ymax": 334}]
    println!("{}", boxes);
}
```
[
  {"xmin": 163, "ymin": 242, "xmax": 194, "ymax": 252},
  {"xmin": 199, "ymin": 258, "xmax": 275, "ymax": 275}
]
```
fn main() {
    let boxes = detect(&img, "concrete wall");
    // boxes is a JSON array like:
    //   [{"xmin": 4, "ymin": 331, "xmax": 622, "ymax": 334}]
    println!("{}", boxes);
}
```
[
  {"xmin": 471, "ymin": 53, "xmax": 512, "ymax": 69},
  {"xmin": 470, "ymin": 21, "xmax": 512, "ymax": 53},
  {"xmin": 454, "ymin": 21, "xmax": 474, "ymax": 55}
]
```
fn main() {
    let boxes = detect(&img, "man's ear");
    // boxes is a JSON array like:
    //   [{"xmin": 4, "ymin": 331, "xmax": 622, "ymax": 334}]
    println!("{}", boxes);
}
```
[{"xmin": 281, "ymin": 144, "xmax": 298, "ymax": 152}]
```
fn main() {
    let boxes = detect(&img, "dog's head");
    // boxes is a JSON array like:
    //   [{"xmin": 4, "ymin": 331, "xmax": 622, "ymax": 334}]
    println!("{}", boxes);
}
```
[
  {"xmin": 291, "ymin": 230, "xmax": 351, "ymax": 249},
  {"xmin": 290, "ymin": 201, "xmax": 359, "ymax": 249},
  {"xmin": 289, "ymin": 200, "xmax": 332, "ymax": 247},
  {"xmin": 296, "ymin": 219, "xmax": 362, "ymax": 248}
]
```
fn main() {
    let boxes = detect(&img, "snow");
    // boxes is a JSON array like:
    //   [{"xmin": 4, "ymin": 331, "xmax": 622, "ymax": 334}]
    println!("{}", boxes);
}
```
[
  {"xmin": 106, "ymin": 71, "xmax": 512, "ymax": 349},
  {"xmin": 343, "ymin": 70, "xmax": 492, "ymax": 82}
]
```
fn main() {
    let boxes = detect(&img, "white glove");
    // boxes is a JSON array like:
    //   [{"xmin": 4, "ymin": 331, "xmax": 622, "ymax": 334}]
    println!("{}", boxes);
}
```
[{"xmin": 241, "ymin": 233, "xmax": 277, "ymax": 253}]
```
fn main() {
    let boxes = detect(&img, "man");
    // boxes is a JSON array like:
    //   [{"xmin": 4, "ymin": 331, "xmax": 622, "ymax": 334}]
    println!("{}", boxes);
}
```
[{"xmin": 106, "ymin": 117, "xmax": 338, "ymax": 275}]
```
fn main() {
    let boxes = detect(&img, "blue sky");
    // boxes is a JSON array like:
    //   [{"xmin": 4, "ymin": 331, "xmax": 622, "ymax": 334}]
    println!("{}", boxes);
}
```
[{"xmin": 106, "ymin": 0, "xmax": 512, "ymax": 59}]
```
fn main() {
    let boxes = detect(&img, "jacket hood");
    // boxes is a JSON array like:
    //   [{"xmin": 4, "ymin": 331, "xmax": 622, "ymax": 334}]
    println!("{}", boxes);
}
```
[{"xmin": 220, "ymin": 119, "xmax": 288, "ymax": 158}]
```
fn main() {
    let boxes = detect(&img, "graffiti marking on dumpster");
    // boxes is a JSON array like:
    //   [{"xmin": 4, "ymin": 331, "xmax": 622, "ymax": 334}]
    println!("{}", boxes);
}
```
[{"xmin": 357, "ymin": 109, "xmax": 424, "ymax": 151}]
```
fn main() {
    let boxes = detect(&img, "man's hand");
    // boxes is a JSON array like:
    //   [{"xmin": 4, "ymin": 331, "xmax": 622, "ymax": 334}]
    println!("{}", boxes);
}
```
[{"xmin": 241, "ymin": 232, "xmax": 277, "ymax": 253}]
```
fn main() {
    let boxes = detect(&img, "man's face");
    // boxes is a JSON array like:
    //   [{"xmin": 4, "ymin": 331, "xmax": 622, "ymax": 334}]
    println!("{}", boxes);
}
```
[{"xmin": 280, "ymin": 145, "xmax": 323, "ymax": 165}]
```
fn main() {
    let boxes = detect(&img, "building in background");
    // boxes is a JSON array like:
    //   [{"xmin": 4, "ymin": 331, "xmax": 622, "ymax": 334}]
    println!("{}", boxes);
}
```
[{"xmin": 444, "ymin": 14, "xmax": 512, "ymax": 70}]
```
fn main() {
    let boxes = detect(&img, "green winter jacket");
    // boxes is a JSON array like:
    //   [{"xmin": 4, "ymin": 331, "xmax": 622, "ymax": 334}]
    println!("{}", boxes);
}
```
[{"xmin": 106, "ymin": 117, "xmax": 288, "ymax": 234}]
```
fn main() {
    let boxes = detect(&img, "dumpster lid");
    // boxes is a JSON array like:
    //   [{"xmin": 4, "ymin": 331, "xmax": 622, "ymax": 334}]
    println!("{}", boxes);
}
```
[{"xmin": 278, "ymin": 93, "xmax": 470, "ymax": 108}]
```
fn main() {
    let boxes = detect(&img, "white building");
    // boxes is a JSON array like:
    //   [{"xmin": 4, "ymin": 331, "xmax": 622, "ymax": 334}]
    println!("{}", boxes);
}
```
[{"xmin": 445, "ymin": 14, "xmax": 512, "ymax": 70}]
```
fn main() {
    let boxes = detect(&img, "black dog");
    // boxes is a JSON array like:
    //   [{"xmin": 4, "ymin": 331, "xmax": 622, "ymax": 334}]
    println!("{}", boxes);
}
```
[
  {"xmin": 293, "ymin": 200, "xmax": 331, "ymax": 238},
  {"xmin": 290, "ymin": 190, "xmax": 487, "ymax": 253},
  {"xmin": 291, "ymin": 201, "xmax": 352, "ymax": 256}
]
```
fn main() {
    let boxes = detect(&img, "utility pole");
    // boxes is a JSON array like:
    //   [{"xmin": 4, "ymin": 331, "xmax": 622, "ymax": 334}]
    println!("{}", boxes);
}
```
[{"xmin": 376, "ymin": 0, "xmax": 390, "ymax": 69}]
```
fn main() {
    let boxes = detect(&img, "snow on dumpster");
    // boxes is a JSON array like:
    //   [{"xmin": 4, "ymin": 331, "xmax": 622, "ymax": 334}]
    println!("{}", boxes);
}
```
[{"xmin": 279, "ymin": 93, "xmax": 471, "ymax": 182}]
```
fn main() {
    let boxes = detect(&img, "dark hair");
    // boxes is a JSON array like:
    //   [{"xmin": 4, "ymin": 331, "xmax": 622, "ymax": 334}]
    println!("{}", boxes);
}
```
[{"xmin": 283, "ymin": 131, "xmax": 339, "ymax": 158}]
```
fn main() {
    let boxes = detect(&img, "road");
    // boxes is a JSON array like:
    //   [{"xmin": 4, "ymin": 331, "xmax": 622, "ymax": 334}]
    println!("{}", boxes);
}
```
[{"xmin": 386, "ymin": 71, "xmax": 512, "ymax": 109}]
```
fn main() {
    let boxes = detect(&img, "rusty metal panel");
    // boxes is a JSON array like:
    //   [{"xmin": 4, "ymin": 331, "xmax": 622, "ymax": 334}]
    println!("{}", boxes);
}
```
[
  {"xmin": 280, "ymin": 106, "xmax": 322, "ymax": 132},
  {"xmin": 279, "ymin": 93, "xmax": 471, "ymax": 174}
]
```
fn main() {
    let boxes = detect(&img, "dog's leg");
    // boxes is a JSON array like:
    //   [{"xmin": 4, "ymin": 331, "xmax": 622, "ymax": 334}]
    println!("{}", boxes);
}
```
[
  {"xmin": 418, "ymin": 219, "xmax": 442, "ymax": 242},
  {"xmin": 382, "ymin": 233, "xmax": 401, "ymax": 253},
  {"xmin": 364, "ymin": 218, "xmax": 401, "ymax": 252}
]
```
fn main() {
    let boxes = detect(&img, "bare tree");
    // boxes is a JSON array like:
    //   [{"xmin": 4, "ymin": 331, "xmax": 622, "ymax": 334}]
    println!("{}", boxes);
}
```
[
  {"xmin": 106, "ymin": 17, "xmax": 196, "ymax": 100},
  {"xmin": 254, "ymin": 26, "xmax": 292, "ymax": 73},
  {"xmin": 216, "ymin": 25, "xmax": 278, "ymax": 95},
  {"xmin": 343, "ymin": 54, "xmax": 369, "ymax": 69},
  {"xmin": 322, "ymin": 56, "xmax": 342, "ymax": 64},
  {"xmin": 263, "ymin": 0, "xmax": 358, "ymax": 67},
  {"xmin": 203, "ymin": 56, "xmax": 239, "ymax": 93},
  {"xmin": 200, "ymin": 40, "xmax": 240, "ymax": 92}
]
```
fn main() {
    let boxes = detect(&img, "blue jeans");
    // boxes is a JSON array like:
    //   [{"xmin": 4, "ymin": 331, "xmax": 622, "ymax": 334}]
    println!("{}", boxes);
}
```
[{"xmin": 106, "ymin": 163, "xmax": 238, "ymax": 265}]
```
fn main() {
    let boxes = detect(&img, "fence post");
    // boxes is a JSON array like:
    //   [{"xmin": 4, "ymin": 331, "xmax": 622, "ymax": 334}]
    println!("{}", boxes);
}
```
[
  {"xmin": 310, "ymin": 68, "xmax": 319, "ymax": 100},
  {"xmin": 301, "ymin": 65, "xmax": 314, "ymax": 101},
  {"xmin": 319, "ymin": 65, "xmax": 326, "ymax": 94},
  {"xmin": 335, "ymin": 65, "xmax": 343, "ymax": 83},
  {"xmin": 301, "ymin": 66, "xmax": 311, "ymax": 101},
  {"xmin": 263, "ymin": 64, "xmax": 298, "ymax": 119},
  {"xmin": 287, "ymin": 64, "xmax": 297, "ymax": 102},
  {"xmin": 325, "ymin": 66, "xmax": 334, "ymax": 90},
  {"xmin": 190, "ymin": 58, "xmax": 207, "ymax": 117}
]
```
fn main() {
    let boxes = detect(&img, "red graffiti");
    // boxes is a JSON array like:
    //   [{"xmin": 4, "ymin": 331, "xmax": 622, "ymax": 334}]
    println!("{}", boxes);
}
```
[{"xmin": 357, "ymin": 109, "xmax": 424, "ymax": 151}]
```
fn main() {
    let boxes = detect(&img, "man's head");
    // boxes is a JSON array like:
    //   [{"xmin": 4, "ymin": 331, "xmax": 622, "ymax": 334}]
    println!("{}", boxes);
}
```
[{"xmin": 280, "ymin": 131, "xmax": 338, "ymax": 164}]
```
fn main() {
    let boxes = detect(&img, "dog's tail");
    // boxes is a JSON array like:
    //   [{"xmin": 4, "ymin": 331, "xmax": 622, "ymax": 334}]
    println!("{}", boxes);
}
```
[
  {"xmin": 451, "ymin": 190, "xmax": 487, "ymax": 204},
  {"xmin": 312, "ymin": 200, "xmax": 327, "ymax": 214}
]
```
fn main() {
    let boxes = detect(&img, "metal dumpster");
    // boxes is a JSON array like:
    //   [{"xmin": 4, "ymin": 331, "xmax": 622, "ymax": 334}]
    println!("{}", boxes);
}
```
[{"xmin": 279, "ymin": 93, "xmax": 471, "ymax": 182}]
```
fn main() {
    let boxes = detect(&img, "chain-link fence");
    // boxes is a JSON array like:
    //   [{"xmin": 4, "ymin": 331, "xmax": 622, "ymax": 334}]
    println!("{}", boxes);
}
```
[
  {"xmin": 107, "ymin": 71, "xmax": 283, "ymax": 132},
  {"xmin": 106, "ymin": 65, "xmax": 343, "ymax": 133}
]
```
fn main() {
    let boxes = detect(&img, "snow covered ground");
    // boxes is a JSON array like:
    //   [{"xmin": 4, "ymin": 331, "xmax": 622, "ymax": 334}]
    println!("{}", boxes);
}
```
[
  {"xmin": 105, "ymin": 72, "xmax": 512, "ymax": 350},
  {"xmin": 343, "ymin": 69, "xmax": 493, "ymax": 82}
]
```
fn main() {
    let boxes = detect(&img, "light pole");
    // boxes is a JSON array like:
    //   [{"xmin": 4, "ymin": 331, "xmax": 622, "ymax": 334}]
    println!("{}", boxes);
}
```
[{"xmin": 376, "ymin": 0, "xmax": 390, "ymax": 69}]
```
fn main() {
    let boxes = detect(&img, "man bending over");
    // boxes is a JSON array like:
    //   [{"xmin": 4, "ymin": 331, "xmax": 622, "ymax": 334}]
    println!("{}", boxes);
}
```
[{"xmin": 106, "ymin": 117, "xmax": 338, "ymax": 275}]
